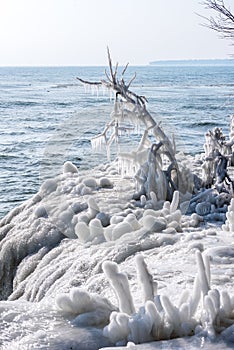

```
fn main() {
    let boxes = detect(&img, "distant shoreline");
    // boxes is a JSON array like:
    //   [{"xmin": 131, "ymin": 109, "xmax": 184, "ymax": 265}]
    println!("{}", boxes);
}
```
[{"xmin": 149, "ymin": 58, "xmax": 234, "ymax": 66}]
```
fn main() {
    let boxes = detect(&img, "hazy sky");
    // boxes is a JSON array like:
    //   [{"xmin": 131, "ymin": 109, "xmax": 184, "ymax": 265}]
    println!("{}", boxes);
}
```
[{"xmin": 0, "ymin": 0, "xmax": 233, "ymax": 66}]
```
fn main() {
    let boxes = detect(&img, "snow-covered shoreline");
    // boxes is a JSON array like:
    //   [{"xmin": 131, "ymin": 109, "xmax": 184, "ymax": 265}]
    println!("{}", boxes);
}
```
[
  {"xmin": 1, "ymin": 55, "xmax": 234, "ymax": 348},
  {"xmin": 0, "ymin": 153, "xmax": 234, "ymax": 349}
]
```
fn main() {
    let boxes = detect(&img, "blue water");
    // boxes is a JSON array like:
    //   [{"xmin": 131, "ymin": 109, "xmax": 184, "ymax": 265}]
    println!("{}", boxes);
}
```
[{"xmin": 0, "ymin": 64, "xmax": 233, "ymax": 218}]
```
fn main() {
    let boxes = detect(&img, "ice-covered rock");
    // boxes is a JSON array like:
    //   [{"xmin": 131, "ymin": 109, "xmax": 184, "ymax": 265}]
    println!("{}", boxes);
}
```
[{"xmin": 63, "ymin": 161, "xmax": 79, "ymax": 174}]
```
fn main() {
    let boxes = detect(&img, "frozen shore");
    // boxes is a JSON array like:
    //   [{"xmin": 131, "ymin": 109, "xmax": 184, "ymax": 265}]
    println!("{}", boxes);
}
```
[
  {"xmin": 0, "ymin": 154, "xmax": 234, "ymax": 350},
  {"xmin": 1, "ymin": 55, "xmax": 234, "ymax": 349}
]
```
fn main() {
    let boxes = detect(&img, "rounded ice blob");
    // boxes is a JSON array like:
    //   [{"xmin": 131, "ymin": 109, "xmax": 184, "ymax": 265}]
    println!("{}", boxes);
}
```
[
  {"xmin": 75, "ymin": 221, "xmax": 91, "ymax": 242},
  {"xmin": 112, "ymin": 221, "xmax": 133, "ymax": 240},
  {"xmin": 99, "ymin": 177, "xmax": 113, "ymax": 188},
  {"xmin": 82, "ymin": 177, "xmax": 97, "ymax": 188},
  {"xmin": 34, "ymin": 206, "xmax": 48, "ymax": 218},
  {"xmin": 63, "ymin": 161, "xmax": 78, "ymax": 174},
  {"xmin": 89, "ymin": 218, "xmax": 104, "ymax": 242}
]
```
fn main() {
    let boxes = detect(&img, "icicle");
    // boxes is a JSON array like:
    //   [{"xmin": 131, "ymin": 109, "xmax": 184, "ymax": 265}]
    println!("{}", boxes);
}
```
[
  {"xmin": 101, "ymin": 85, "xmax": 106, "ymax": 96},
  {"xmin": 96, "ymin": 85, "xmax": 99, "ymax": 98},
  {"xmin": 109, "ymin": 88, "xmax": 113, "ymax": 101},
  {"xmin": 91, "ymin": 135, "xmax": 106, "ymax": 151},
  {"xmin": 83, "ymin": 82, "xmax": 89, "ymax": 93},
  {"xmin": 91, "ymin": 84, "xmax": 95, "ymax": 95}
]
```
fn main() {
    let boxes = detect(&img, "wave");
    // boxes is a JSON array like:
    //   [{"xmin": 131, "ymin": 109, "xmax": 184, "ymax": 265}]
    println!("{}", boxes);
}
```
[
  {"xmin": 51, "ymin": 83, "xmax": 80, "ymax": 89},
  {"xmin": 190, "ymin": 122, "xmax": 219, "ymax": 128},
  {"xmin": 0, "ymin": 101, "xmax": 39, "ymax": 108}
]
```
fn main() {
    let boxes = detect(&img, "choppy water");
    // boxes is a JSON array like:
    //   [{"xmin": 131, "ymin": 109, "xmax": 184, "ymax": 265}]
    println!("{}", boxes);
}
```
[{"xmin": 0, "ymin": 63, "xmax": 233, "ymax": 218}]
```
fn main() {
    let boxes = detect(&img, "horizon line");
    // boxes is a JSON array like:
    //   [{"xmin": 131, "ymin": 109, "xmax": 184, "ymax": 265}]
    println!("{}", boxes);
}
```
[{"xmin": 0, "ymin": 58, "xmax": 233, "ymax": 68}]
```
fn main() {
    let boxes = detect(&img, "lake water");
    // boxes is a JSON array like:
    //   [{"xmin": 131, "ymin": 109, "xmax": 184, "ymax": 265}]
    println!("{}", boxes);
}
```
[{"xmin": 0, "ymin": 63, "xmax": 233, "ymax": 218}]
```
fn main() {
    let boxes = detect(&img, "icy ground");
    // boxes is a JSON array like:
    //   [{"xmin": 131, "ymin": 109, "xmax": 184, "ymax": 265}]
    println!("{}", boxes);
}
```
[{"xmin": 0, "ymin": 157, "xmax": 234, "ymax": 349}]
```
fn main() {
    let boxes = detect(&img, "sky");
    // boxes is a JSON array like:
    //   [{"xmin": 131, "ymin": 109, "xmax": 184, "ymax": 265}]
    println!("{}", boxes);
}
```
[{"xmin": 0, "ymin": 0, "xmax": 233, "ymax": 66}]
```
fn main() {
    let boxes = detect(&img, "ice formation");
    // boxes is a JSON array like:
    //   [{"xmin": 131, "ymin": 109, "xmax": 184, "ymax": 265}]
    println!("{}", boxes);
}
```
[
  {"xmin": 187, "ymin": 122, "xmax": 234, "ymax": 222},
  {"xmin": 77, "ymin": 49, "xmax": 195, "ymax": 203},
  {"xmin": 55, "ymin": 287, "xmax": 115, "ymax": 327},
  {"xmin": 0, "ymin": 151, "xmax": 234, "ymax": 349},
  {"xmin": 1, "ymin": 53, "xmax": 234, "ymax": 349},
  {"xmin": 101, "ymin": 251, "xmax": 234, "ymax": 345},
  {"xmin": 201, "ymin": 120, "xmax": 234, "ymax": 191},
  {"xmin": 222, "ymin": 197, "xmax": 234, "ymax": 231}
]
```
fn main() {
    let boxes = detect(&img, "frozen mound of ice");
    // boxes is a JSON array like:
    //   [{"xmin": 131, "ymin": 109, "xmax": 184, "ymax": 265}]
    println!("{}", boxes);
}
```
[
  {"xmin": 55, "ymin": 287, "xmax": 115, "ymax": 326},
  {"xmin": 0, "ymin": 178, "xmax": 185, "ymax": 302},
  {"xmin": 0, "ymin": 300, "xmax": 113, "ymax": 350}
]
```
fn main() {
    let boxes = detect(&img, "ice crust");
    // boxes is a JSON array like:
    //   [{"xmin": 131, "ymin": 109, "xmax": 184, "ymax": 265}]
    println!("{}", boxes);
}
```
[{"xmin": 0, "ymin": 160, "xmax": 234, "ymax": 349}]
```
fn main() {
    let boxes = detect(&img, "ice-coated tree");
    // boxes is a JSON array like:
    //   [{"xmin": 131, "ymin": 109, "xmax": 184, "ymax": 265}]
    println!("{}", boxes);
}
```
[{"xmin": 77, "ymin": 48, "xmax": 193, "ymax": 201}]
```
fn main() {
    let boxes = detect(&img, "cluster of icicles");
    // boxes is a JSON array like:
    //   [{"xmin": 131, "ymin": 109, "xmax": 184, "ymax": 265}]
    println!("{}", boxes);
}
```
[{"xmin": 55, "ymin": 250, "xmax": 234, "ymax": 346}]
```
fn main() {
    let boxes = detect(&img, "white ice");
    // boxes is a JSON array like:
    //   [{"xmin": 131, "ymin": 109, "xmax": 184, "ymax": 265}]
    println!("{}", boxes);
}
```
[{"xmin": 0, "ymin": 159, "xmax": 234, "ymax": 350}]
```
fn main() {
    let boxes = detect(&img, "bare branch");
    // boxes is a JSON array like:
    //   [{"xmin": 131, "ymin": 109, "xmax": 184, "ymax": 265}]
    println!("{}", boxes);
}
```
[
  {"xmin": 113, "ymin": 62, "xmax": 119, "ymax": 80},
  {"xmin": 126, "ymin": 72, "xmax": 137, "ymax": 89},
  {"xmin": 77, "ymin": 49, "xmax": 147, "ymax": 107},
  {"xmin": 200, "ymin": 0, "xmax": 234, "ymax": 40},
  {"xmin": 107, "ymin": 46, "xmax": 116, "ymax": 82},
  {"xmin": 121, "ymin": 62, "xmax": 129, "ymax": 77},
  {"xmin": 104, "ymin": 69, "xmax": 113, "ymax": 84},
  {"xmin": 76, "ymin": 77, "xmax": 102, "ymax": 85}
]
